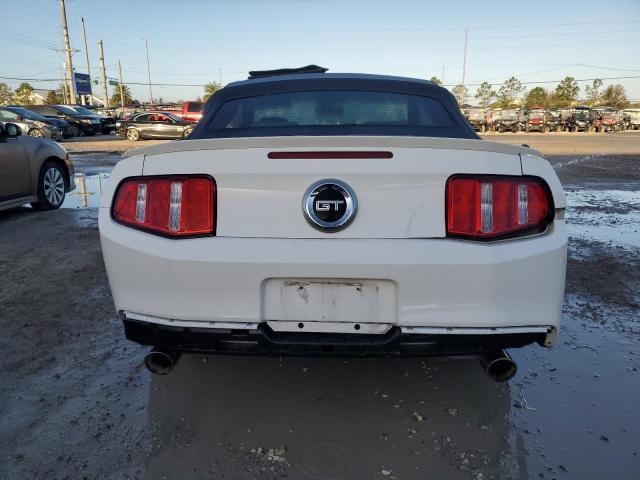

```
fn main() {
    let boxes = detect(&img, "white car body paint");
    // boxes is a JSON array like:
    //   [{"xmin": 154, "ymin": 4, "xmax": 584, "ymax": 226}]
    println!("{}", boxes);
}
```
[{"xmin": 99, "ymin": 136, "xmax": 566, "ymax": 347}]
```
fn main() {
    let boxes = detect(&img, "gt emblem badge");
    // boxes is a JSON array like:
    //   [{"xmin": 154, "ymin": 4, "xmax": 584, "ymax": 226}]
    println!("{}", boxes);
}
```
[
  {"xmin": 315, "ymin": 200, "xmax": 344, "ymax": 212},
  {"xmin": 303, "ymin": 179, "xmax": 357, "ymax": 232}
]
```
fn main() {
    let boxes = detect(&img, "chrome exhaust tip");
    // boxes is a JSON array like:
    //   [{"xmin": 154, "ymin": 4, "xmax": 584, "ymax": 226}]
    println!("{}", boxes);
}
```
[
  {"xmin": 144, "ymin": 348, "xmax": 181, "ymax": 375},
  {"xmin": 480, "ymin": 350, "xmax": 518, "ymax": 382}
]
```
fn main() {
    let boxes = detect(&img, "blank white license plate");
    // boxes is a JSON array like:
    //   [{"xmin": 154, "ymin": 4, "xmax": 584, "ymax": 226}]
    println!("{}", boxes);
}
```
[{"xmin": 263, "ymin": 278, "xmax": 396, "ymax": 324}]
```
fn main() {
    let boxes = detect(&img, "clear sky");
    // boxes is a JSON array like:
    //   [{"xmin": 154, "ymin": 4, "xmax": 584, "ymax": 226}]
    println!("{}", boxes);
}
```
[{"xmin": 2, "ymin": 0, "xmax": 640, "ymax": 103}]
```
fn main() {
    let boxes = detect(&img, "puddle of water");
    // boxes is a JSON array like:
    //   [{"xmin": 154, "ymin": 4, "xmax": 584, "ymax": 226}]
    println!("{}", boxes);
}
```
[
  {"xmin": 565, "ymin": 188, "xmax": 640, "ymax": 248},
  {"xmin": 61, "ymin": 173, "xmax": 110, "ymax": 209},
  {"xmin": 552, "ymin": 155, "xmax": 601, "ymax": 170},
  {"xmin": 565, "ymin": 188, "xmax": 640, "ymax": 208}
]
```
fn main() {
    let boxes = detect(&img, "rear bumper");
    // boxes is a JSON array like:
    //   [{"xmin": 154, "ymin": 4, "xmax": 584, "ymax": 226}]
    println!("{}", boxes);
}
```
[
  {"xmin": 122, "ymin": 317, "xmax": 551, "ymax": 356},
  {"xmin": 100, "ymin": 207, "xmax": 567, "ymax": 349}
]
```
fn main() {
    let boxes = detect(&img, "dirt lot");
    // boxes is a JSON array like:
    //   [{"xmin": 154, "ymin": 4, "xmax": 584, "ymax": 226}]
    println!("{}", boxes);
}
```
[
  {"xmin": 63, "ymin": 130, "xmax": 640, "ymax": 156},
  {"xmin": 483, "ymin": 130, "xmax": 640, "ymax": 156},
  {"xmin": 0, "ymin": 134, "xmax": 639, "ymax": 479}
]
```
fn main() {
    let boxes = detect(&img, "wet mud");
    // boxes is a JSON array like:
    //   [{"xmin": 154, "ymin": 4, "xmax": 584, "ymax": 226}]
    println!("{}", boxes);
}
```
[{"xmin": 0, "ymin": 150, "xmax": 638, "ymax": 479}]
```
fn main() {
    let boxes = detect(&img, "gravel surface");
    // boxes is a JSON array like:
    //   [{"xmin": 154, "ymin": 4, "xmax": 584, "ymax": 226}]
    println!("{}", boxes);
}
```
[
  {"xmin": 61, "ymin": 130, "xmax": 640, "ymax": 156},
  {"xmin": 0, "ymin": 138, "xmax": 638, "ymax": 479},
  {"xmin": 62, "ymin": 134, "xmax": 166, "ymax": 153},
  {"xmin": 482, "ymin": 130, "xmax": 640, "ymax": 156}
]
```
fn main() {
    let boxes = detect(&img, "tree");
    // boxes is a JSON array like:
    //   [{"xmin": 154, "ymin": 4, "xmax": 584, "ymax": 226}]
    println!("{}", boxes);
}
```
[
  {"xmin": 13, "ymin": 82, "xmax": 34, "ymax": 105},
  {"xmin": 429, "ymin": 76, "xmax": 442, "ymax": 86},
  {"xmin": 0, "ymin": 82, "xmax": 13, "ymax": 105},
  {"xmin": 45, "ymin": 90, "xmax": 62, "ymax": 104},
  {"xmin": 474, "ymin": 82, "xmax": 495, "ymax": 108},
  {"xmin": 496, "ymin": 77, "xmax": 525, "ymax": 107},
  {"xmin": 601, "ymin": 84, "xmax": 629, "ymax": 109},
  {"xmin": 203, "ymin": 82, "xmax": 221, "ymax": 101},
  {"xmin": 524, "ymin": 87, "xmax": 549, "ymax": 108},
  {"xmin": 584, "ymin": 79, "xmax": 603, "ymax": 106},
  {"xmin": 109, "ymin": 82, "xmax": 133, "ymax": 106},
  {"xmin": 451, "ymin": 85, "xmax": 469, "ymax": 105},
  {"xmin": 553, "ymin": 76, "xmax": 579, "ymax": 107}
]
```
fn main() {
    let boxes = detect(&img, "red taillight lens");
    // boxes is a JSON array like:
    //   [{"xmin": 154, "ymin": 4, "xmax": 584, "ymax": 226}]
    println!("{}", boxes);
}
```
[
  {"xmin": 446, "ymin": 175, "xmax": 553, "ymax": 240},
  {"xmin": 113, "ymin": 176, "xmax": 215, "ymax": 237}
]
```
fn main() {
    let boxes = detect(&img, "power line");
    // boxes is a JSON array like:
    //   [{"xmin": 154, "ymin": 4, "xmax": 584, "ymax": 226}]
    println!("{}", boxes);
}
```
[
  {"xmin": 3, "ymin": 74, "xmax": 639, "ymax": 88},
  {"xmin": 579, "ymin": 64, "xmax": 640, "ymax": 73},
  {"xmin": 110, "ymin": 19, "xmax": 640, "ymax": 33},
  {"xmin": 110, "ymin": 60, "xmax": 640, "ymax": 77},
  {"xmin": 442, "ymin": 75, "xmax": 640, "ymax": 88},
  {"xmin": 112, "ymin": 28, "xmax": 640, "ymax": 44},
  {"xmin": 0, "ymin": 30, "xmax": 59, "ymax": 50},
  {"xmin": 150, "ymin": 38, "xmax": 640, "ymax": 52}
]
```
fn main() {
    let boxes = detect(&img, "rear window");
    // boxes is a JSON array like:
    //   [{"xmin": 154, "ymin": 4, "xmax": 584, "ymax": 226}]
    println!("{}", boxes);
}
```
[
  {"xmin": 208, "ymin": 91, "xmax": 453, "ymax": 131},
  {"xmin": 187, "ymin": 103, "xmax": 203, "ymax": 113}
]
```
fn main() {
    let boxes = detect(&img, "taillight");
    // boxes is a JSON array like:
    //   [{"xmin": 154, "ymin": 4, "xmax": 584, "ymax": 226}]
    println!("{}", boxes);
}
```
[
  {"xmin": 112, "ymin": 176, "xmax": 215, "ymax": 237},
  {"xmin": 446, "ymin": 175, "xmax": 553, "ymax": 240}
]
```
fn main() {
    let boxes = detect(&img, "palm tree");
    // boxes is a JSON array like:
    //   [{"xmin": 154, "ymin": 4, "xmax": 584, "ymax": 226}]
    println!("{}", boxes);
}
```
[
  {"xmin": 203, "ymin": 82, "xmax": 222, "ymax": 101},
  {"xmin": 110, "ymin": 82, "xmax": 133, "ymax": 106}
]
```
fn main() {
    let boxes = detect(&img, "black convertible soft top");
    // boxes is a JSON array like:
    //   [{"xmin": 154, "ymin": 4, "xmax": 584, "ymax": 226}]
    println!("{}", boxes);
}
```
[{"xmin": 190, "ymin": 72, "xmax": 478, "ymax": 140}]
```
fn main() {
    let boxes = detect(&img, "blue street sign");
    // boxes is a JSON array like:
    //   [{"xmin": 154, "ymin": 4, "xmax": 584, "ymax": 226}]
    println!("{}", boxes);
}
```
[{"xmin": 74, "ymin": 73, "xmax": 92, "ymax": 95}]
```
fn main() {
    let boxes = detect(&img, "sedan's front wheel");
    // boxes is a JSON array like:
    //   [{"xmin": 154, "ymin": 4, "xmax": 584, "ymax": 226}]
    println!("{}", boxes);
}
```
[
  {"xmin": 126, "ymin": 128, "xmax": 141, "ymax": 141},
  {"xmin": 70, "ymin": 125, "xmax": 81, "ymax": 137},
  {"xmin": 31, "ymin": 162, "xmax": 66, "ymax": 210},
  {"xmin": 183, "ymin": 127, "xmax": 193, "ymax": 138},
  {"xmin": 28, "ymin": 128, "xmax": 45, "ymax": 138}
]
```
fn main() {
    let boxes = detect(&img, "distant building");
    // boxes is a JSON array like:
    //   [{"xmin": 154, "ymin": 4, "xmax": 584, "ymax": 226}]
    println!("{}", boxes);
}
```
[{"xmin": 28, "ymin": 89, "xmax": 51, "ymax": 105}]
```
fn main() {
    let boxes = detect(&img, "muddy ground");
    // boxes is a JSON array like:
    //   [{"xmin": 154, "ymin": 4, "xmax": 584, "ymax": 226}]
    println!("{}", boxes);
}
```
[
  {"xmin": 0, "ymin": 135, "xmax": 638, "ymax": 479},
  {"xmin": 63, "ymin": 130, "xmax": 640, "ymax": 156}
]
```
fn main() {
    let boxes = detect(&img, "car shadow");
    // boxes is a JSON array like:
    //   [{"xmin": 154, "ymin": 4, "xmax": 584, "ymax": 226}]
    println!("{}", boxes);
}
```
[
  {"xmin": 0, "ymin": 206, "xmax": 34, "ymax": 224},
  {"xmin": 144, "ymin": 354, "xmax": 522, "ymax": 479}
]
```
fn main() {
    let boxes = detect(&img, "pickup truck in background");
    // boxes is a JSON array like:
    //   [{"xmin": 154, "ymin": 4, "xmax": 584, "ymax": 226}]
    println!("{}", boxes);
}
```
[{"xmin": 177, "ymin": 101, "xmax": 204, "ymax": 122}]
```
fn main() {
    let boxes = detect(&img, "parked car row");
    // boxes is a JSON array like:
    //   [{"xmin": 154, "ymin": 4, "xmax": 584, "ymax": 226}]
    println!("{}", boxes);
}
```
[
  {"xmin": 0, "ymin": 100, "xmax": 204, "ymax": 143},
  {"xmin": 0, "ymin": 104, "xmax": 116, "ymax": 141},
  {"xmin": 463, "ymin": 105, "xmax": 640, "ymax": 133}
]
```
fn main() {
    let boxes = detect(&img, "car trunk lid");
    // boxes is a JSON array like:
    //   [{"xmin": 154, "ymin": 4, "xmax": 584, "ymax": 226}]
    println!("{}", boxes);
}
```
[{"xmin": 139, "ymin": 136, "xmax": 525, "ymax": 239}]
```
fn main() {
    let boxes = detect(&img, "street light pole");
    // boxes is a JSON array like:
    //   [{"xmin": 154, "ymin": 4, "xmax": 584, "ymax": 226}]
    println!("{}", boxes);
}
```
[
  {"xmin": 145, "ymin": 37, "xmax": 153, "ymax": 105},
  {"xmin": 80, "ymin": 17, "xmax": 92, "ymax": 105},
  {"xmin": 59, "ymin": 0, "xmax": 76, "ymax": 104},
  {"xmin": 461, "ymin": 29, "xmax": 468, "ymax": 92},
  {"xmin": 118, "ymin": 61, "xmax": 126, "ymax": 112},
  {"xmin": 98, "ymin": 40, "xmax": 109, "ymax": 108}
]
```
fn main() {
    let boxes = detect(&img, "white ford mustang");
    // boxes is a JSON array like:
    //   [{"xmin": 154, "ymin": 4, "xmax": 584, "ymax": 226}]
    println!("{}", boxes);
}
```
[{"xmin": 99, "ymin": 67, "xmax": 567, "ymax": 380}]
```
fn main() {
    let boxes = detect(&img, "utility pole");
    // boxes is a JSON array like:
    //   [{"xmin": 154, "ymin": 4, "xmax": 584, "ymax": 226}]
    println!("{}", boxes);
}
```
[
  {"xmin": 461, "ymin": 29, "xmax": 468, "ymax": 91},
  {"xmin": 118, "ymin": 61, "xmax": 126, "ymax": 112},
  {"xmin": 80, "ymin": 17, "xmax": 92, "ymax": 105},
  {"xmin": 59, "ymin": 67, "xmax": 68, "ymax": 104},
  {"xmin": 98, "ymin": 40, "xmax": 108, "ymax": 108},
  {"xmin": 59, "ymin": 0, "xmax": 76, "ymax": 104},
  {"xmin": 145, "ymin": 37, "xmax": 153, "ymax": 105}
]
